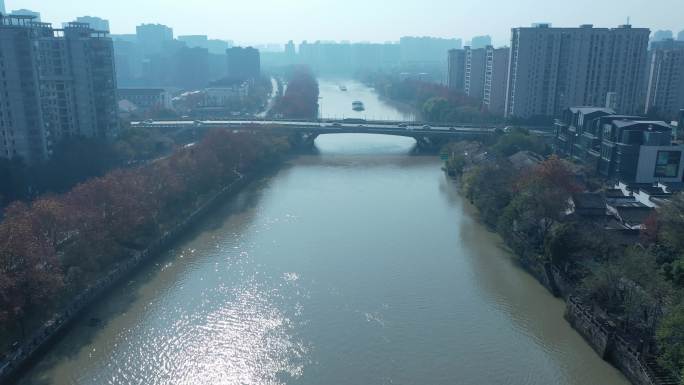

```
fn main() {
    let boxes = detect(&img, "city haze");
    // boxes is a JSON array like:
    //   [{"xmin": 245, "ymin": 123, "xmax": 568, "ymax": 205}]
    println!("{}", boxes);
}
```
[{"xmin": 7, "ymin": 0, "xmax": 684, "ymax": 45}]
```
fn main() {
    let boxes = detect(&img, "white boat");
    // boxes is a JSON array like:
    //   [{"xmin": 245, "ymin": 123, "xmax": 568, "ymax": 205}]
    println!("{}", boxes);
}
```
[{"xmin": 339, "ymin": 85, "xmax": 348, "ymax": 91}]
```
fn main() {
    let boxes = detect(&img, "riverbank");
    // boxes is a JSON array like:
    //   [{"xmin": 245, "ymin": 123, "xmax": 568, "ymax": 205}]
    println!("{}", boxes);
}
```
[
  {"xmin": 0, "ymin": 159, "xmax": 287, "ymax": 384},
  {"xmin": 0, "ymin": 130, "xmax": 292, "ymax": 383},
  {"xmin": 516, "ymin": 255, "xmax": 666, "ymax": 385},
  {"xmin": 442, "ymin": 136, "xmax": 678, "ymax": 385}
]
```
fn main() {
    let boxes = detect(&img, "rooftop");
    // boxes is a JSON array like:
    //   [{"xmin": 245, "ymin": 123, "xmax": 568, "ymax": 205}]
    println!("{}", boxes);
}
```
[
  {"xmin": 569, "ymin": 107, "xmax": 615, "ymax": 115},
  {"xmin": 604, "ymin": 189, "xmax": 627, "ymax": 198},
  {"xmin": 638, "ymin": 185, "xmax": 669, "ymax": 195},
  {"xmin": 615, "ymin": 206, "xmax": 655, "ymax": 226},
  {"xmin": 572, "ymin": 192, "xmax": 606, "ymax": 210},
  {"xmin": 612, "ymin": 120, "xmax": 672, "ymax": 130}
]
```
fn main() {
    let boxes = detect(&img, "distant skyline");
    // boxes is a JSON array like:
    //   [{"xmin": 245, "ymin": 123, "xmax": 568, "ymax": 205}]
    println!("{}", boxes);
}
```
[{"xmin": 6, "ymin": 0, "xmax": 684, "ymax": 46}]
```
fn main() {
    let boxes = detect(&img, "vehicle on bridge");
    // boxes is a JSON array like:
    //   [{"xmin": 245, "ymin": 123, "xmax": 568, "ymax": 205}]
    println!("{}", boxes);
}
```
[
  {"xmin": 398, "ymin": 123, "xmax": 408, "ymax": 128},
  {"xmin": 342, "ymin": 118, "xmax": 366, "ymax": 124},
  {"xmin": 422, "ymin": 125, "xmax": 432, "ymax": 130}
]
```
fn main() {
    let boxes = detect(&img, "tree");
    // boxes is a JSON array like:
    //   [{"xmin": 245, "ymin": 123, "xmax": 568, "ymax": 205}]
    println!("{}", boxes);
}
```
[
  {"xmin": 582, "ymin": 247, "xmax": 670, "ymax": 335},
  {"xmin": 657, "ymin": 306, "xmax": 684, "ymax": 377},
  {"xmin": 273, "ymin": 67, "xmax": 319, "ymax": 119},
  {"xmin": 462, "ymin": 160, "xmax": 515, "ymax": 227},
  {"xmin": 491, "ymin": 130, "xmax": 549, "ymax": 157},
  {"xmin": 0, "ymin": 129, "xmax": 291, "ymax": 340},
  {"xmin": 658, "ymin": 194, "xmax": 684, "ymax": 252},
  {"xmin": 422, "ymin": 97, "xmax": 451, "ymax": 122},
  {"xmin": 544, "ymin": 222, "xmax": 582, "ymax": 266},
  {"xmin": 498, "ymin": 157, "xmax": 583, "ymax": 256},
  {"xmin": 0, "ymin": 202, "xmax": 63, "ymax": 335}
]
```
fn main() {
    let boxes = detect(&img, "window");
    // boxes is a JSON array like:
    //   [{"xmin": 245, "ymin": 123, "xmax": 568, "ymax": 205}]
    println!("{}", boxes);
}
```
[{"xmin": 654, "ymin": 151, "xmax": 682, "ymax": 178}]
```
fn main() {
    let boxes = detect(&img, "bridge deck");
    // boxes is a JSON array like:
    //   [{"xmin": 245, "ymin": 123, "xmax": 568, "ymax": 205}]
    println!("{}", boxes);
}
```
[{"xmin": 131, "ymin": 119, "xmax": 498, "ymax": 136}]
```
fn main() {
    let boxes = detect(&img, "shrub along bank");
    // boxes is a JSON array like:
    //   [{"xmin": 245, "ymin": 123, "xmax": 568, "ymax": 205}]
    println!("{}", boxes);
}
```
[{"xmin": 444, "ymin": 132, "xmax": 684, "ymax": 384}]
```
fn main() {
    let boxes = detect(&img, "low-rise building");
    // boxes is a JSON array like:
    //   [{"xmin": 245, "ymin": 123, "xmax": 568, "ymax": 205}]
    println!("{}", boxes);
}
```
[
  {"xmin": 555, "ymin": 107, "xmax": 684, "ymax": 183},
  {"xmin": 202, "ymin": 84, "xmax": 250, "ymax": 107},
  {"xmin": 614, "ymin": 181, "xmax": 674, "ymax": 208},
  {"xmin": 555, "ymin": 107, "xmax": 615, "ymax": 164},
  {"xmin": 118, "ymin": 88, "xmax": 173, "ymax": 111},
  {"xmin": 569, "ymin": 193, "xmax": 607, "ymax": 217},
  {"xmin": 600, "ymin": 119, "xmax": 683, "ymax": 183}
]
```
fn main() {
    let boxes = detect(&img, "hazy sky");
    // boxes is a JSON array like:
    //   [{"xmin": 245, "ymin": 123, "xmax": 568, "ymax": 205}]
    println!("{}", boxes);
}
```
[{"xmin": 7, "ymin": 0, "xmax": 684, "ymax": 46}]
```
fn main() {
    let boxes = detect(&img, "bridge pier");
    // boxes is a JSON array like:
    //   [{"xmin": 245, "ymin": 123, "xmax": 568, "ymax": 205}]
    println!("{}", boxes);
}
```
[
  {"xmin": 288, "ymin": 132, "xmax": 319, "ymax": 151},
  {"xmin": 412, "ymin": 136, "xmax": 449, "ymax": 154}
]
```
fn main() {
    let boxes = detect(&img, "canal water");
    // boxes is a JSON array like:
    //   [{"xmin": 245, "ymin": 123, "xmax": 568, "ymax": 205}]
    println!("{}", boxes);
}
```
[
  {"xmin": 317, "ymin": 79, "xmax": 418, "ymax": 121},
  {"xmin": 17, "ymin": 80, "xmax": 629, "ymax": 385}
]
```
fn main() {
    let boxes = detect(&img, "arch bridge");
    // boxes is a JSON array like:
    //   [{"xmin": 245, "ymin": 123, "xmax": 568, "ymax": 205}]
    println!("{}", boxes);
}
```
[{"xmin": 132, "ymin": 119, "xmax": 500, "ymax": 151}]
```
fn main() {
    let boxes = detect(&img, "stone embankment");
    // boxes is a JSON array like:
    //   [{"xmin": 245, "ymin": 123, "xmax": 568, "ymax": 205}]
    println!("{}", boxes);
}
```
[{"xmin": 521, "ymin": 258, "xmax": 680, "ymax": 385}]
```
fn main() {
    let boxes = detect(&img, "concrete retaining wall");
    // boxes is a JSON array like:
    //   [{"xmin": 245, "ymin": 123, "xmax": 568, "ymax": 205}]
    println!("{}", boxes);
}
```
[
  {"xmin": 565, "ymin": 297, "xmax": 657, "ymax": 385},
  {"xmin": 522, "ymin": 257, "xmax": 662, "ymax": 385},
  {"xmin": 565, "ymin": 297, "xmax": 613, "ymax": 359}
]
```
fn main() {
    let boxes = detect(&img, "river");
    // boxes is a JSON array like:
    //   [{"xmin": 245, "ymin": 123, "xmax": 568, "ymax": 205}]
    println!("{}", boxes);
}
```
[
  {"xmin": 16, "ymin": 80, "xmax": 629, "ymax": 385},
  {"xmin": 317, "ymin": 79, "xmax": 418, "ymax": 121}
]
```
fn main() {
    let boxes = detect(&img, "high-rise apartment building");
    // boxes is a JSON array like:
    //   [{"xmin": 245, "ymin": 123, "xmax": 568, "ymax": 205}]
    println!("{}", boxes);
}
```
[
  {"xmin": 75, "ymin": 16, "xmax": 110, "ymax": 32},
  {"xmin": 448, "ymin": 46, "xmax": 485, "ymax": 98},
  {"xmin": 175, "ymin": 46, "xmax": 210, "ymax": 90},
  {"xmin": 470, "ymin": 35, "xmax": 492, "ymax": 49},
  {"xmin": 178, "ymin": 35, "xmax": 208, "ymax": 48},
  {"xmin": 447, "ymin": 49, "xmax": 466, "ymax": 91},
  {"xmin": 0, "ymin": 15, "xmax": 118, "ymax": 163},
  {"xmin": 483, "ymin": 46, "xmax": 510, "ymax": 114},
  {"xmin": 136, "ymin": 23, "xmax": 173, "ymax": 54},
  {"xmin": 652, "ymin": 30, "xmax": 674, "ymax": 44},
  {"xmin": 505, "ymin": 24, "xmax": 650, "ymax": 119},
  {"xmin": 177, "ymin": 35, "xmax": 230, "ymax": 55},
  {"xmin": 226, "ymin": 47, "xmax": 261, "ymax": 81},
  {"xmin": 463, "ymin": 46, "xmax": 487, "ymax": 101},
  {"xmin": 447, "ymin": 45, "xmax": 510, "ymax": 114},
  {"xmin": 645, "ymin": 39, "xmax": 684, "ymax": 120},
  {"xmin": 0, "ymin": 0, "xmax": 5, "ymax": 14}
]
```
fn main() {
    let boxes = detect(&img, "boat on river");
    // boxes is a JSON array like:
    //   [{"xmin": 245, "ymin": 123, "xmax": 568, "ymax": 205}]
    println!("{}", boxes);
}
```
[
  {"xmin": 352, "ymin": 101, "xmax": 365, "ymax": 111},
  {"xmin": 339, "ymin": 85, "xmax": 348, "ymax": 91}
]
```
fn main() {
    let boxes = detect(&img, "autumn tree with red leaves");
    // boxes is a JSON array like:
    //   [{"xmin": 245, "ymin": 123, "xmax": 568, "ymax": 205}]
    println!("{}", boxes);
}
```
[
  {"xmin": 0, "ymin": 131, "xmax": 290, "ymax": 340},
  {"xmin": 272, "ymin": 67, "xmax": 319, "ymax": 119}
]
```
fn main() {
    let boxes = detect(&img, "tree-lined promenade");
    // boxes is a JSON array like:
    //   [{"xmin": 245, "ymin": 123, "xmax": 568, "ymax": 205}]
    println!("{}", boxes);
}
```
[
  {"xmin": 0, "ymin": 130, "xmax": 291, "ymax": 355},
  {"xmin": 445, "ymin": 131, "xmax": 684, "ymax": 382}
]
